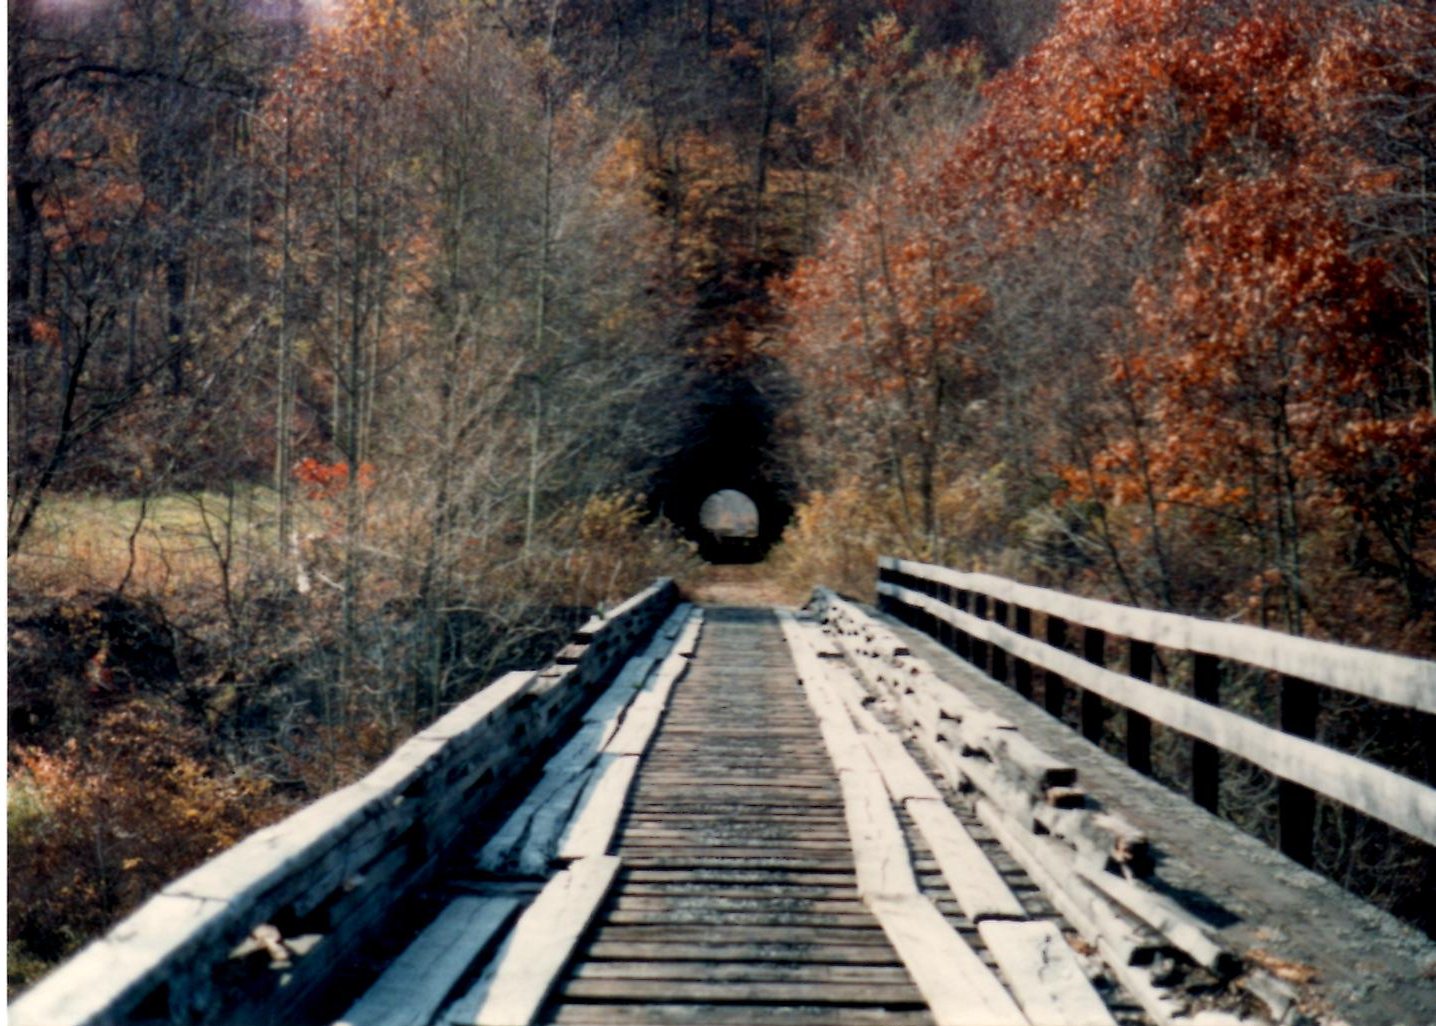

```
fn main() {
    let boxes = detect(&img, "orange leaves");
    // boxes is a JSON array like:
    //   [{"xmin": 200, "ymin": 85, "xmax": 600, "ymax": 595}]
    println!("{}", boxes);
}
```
[
  {"xmin": 782, "ymin": 0, "xmax": 1430, "ymax": 629},
  {"xmin": 28, "ymin": 316, "xmax": 61, "ymax": 347},
  {"xmin": 8, "ymin": 700, "xmax": 285, "ymax": 976},
  {"xmin": 293, "ymin": 457, "xmax": 376, "ymax": 501},
  {"xmin": 39, "ymin": 178, "xmax": 147, "ymax": 255}
]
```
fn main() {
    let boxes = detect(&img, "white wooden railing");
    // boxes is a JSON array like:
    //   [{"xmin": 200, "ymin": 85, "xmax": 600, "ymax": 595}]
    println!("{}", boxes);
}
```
[{"xmin": 877, "ymin": 557, "xmax": 1436, "ymax": 864}]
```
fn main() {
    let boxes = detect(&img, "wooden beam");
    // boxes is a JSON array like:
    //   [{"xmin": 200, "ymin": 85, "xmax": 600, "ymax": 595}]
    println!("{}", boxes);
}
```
[
  {"xmin": 1013, "ymin": 606, "xmax": 1034, "ymax": 699},
  {"xmin": 867, "ymin": 894, "xmax": 1028, "ymax": 1026},
  {"xmin": 1126, "ymin": 641, "xmax": 1154, "ymax": 776},
  {"xmin": 1072, "ymin": 862, "xmax": 1230, "ymax": 973},
  {"xmin": 557, "ymin": 756, "xmax": 640, "ymax": 861},
  {"xmin": 1081, "ymin": 627, "xmax": 1107, "ymax": 746},
  {"xmin": 604, "ymin": 691, "xmax": 668, "ymax": 757},
  {"xmin": 977, "ymin": 919, "xmax": 1117, "ymax": 1026},
  {"xmin": 905, "ymin": 798, "xmax": 1025, "ymax": 922},
  {"xmin": 337, "ymin": 895, "xmax": 522, "ymax": 1026},
  {"xmin": 450, "ymin": 856, "xmax": 622, "ymax": 1026},
  {"xmin": 1278, "ymin": 674, "xmax": 1317, "ymax": 867},
  {"xmin": 1044, "ymin": 615, "xmax": 1068, "ymax": 722}
]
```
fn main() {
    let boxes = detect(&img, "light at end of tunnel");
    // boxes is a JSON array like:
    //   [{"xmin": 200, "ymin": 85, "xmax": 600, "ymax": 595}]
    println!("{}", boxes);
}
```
[{"xmin": 699, "ymin": 489, "xmax": 760, "ymax": 540}]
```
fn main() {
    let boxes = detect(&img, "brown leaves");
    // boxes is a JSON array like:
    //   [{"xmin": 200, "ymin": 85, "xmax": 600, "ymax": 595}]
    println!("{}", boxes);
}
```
[{"xmin": 8, "ymin": 699, "xmax": 288, "ymax": 985}]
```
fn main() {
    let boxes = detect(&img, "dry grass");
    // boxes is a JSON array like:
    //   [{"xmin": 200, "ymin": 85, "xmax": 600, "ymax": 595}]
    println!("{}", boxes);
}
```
[{"xmin": 8, "ymin": 488, "xmax": 301, "ymax": 599}]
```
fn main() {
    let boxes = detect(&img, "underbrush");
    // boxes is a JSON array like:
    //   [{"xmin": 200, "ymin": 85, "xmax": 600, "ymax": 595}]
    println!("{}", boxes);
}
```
[{"xmin": 7, "ymin": 485, "xmax": 697, "ymax": 996}]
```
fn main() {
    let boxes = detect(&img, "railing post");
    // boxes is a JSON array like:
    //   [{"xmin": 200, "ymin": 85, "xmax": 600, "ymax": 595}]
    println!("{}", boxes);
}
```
[
  {"xmin": 1278, "ymin": 675, "xmax": 1317, "ymax": 866},
  {"xmin": 955, "ymin": 590, "xmax": 972, "ymax": 661},
  {"xmin": 1044, "ymin": 616, "xmax": 1068, "ymax": 721},
  {"xmin": 1127, "ymin": 640, "xmax": 1154, "ymax": 776},
  {"xmin": 1192, "ymin": 653, "xmax": 1221, "ymax": 813},
  {"xmin": 1013, "ymin": 606, "xmax": 1033, "ymax": 699},
  {"xmin": 972, "ymin": 594, "xmax": 990, "ymax": 673},
  {"xmin": 895, "ymin": 573, "xmax": 912, "ymax": 627},
  {"xmin": 1081, "ymin": 627, "xmax": 1106, "ymax": 745},
  {"xmin": 936, "ymin": 584, "xmax": 953, "ymax": 650},
  {"xmin": 990, "ymin": 600, "xmax": 1009, "ymax": 684}
]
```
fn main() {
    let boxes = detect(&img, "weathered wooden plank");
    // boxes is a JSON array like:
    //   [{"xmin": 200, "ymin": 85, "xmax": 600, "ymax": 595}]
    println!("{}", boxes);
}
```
[
  {"xmin": 582, "ymin": 657, "xmax": 656, "ymax": 727},
  {"xmin": 449, "ymin": 855, "xmax": 621, "ymax": 1026},
  {"xmin": 905, "ymin": 798, "xmax": 1025, "ymax": 922},
  {"xmin": 641, "ymin": 656, "xmax": 690, "ymax": 707},
  {"xmin": 879, "ymin": 559, "xmax": 1436, "ymax": 713},
  {"xmin": 866, "ymin": 894, "xmax": 1029, "ymax": 1026},
  {"xmin": 973, "ymin": 799, "xmax": 1150, "ymax": 968},
  {"xmin": 1073, "ymin": 861, "xmax": 1229, "ymax": 972},
  {"xmin": 859, "ymin": 731, "xmax": 945, "ymax": 804},
  {"xmin": 476, "ymin": 723, "xmax": 608, "ymax": 872},
  {"xmin": 559, "ymin": 978, "xmax": 923, "ymax": 1005},
  {"xmin": 613, "ymin": 896, "xmax": 866, "ymax": 914},
  {"xmin": 672, "ymin": 614, "xmax": 705, "ymax": 657},
  {"xmin": 836, "ymin": 764, "xmax": 919, "ymax": 899},
  {"xmin": 574, "ymin": 577, "xmax": 675, "ymax": 640},
  {"xmin": 617, "ymin": 840, "xmax": 856, "ymax": 855},
  {"xmin": 1031, "ymin": 805, "xmax": 1151, "ymax": 878},
  {"xmin": 622, "ymin": 869, "xmax": 861, "ymax": 886},
  {"xmin": 604, "ymin": 909, "xmax": 881, "ymax": 928},
  {"xmin": 623, "ymin": 811, "xmax": 847, "ymax": 823},
  {"xmin": 604, "ymin": 691, "xmax": 668, "ymax": 756},
  {"xmin": 984, "ymin": 731, "xmax": 1078, "ymax": 795},
  {"xmin": 618, "ymin": 854, "xmax": 857, "ymax": 871},
  {"xmin": 616, "ymin": 884, "xmax": 860, "ymax": 900},
  {"xmin": 976, "ymin": 920, "xmax": 1117, "ymax": 1026},
  {"xmin": 511, "ymin": 770, "xmax": 595, "ymax": 876},
  {"xmin": 889, "ymin": 584, "xmax": 1436, "ymax": 846},
  {"xmin": 586, "ymin": 924, "xmax": 895, "ymax": 945},
  {"xmin": 557, "ymin": 756, "xmax": 640, "ymax": 860},
  {"xmin": 573, "ymin": 961, "xmax": 913, "ymax": 983},
  {"xmin": 582, "ymin": 941, "xmax": 904, "ymax": 965},
  {"xmin": 548, "ymin": 1003, "xmax": 936, "ymax": 1026},
  {"xmin": 660, "ymin": 602, "xmax": 695, "ymax": 639},
  {"xmin": 418, "ymin": 671, "xmax": 538, "ymax": 742},
  {"xmin": 335, "ymin": 895, "xmax": 522, "ymax": 1026}
]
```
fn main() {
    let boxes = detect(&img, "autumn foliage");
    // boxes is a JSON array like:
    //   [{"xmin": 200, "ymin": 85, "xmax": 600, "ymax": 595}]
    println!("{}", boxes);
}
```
[
  {"xmin": 779, "ymin": 0, "xmax": 1436, "ymax": 649},
  {"xmin": 774, "ymin": 0, "xmax": 1434, "ymax": 932},
  {"xmin": 8, "ymin": 0, "xmax": 1435, "ymax": 987}
]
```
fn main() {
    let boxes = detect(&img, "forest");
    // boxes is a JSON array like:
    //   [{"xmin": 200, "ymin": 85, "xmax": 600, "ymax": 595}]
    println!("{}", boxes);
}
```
[{"xmin": 8, "ymin": 0, "xmax": 1434, "ymax": 992}]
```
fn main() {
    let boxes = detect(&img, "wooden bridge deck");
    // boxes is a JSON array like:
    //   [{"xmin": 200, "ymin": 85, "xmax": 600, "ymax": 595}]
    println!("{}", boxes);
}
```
[
  {"xmin": 452, "ymin": 606, "xmax": 1148, "ymax": 1026},
  {"xmin": 548, "ymin": 607, "xmax": 931, "ymax": 1025},
  {"xmin": 18, "ymin": 577, "xmax": 1429, "ymax": 1026}
]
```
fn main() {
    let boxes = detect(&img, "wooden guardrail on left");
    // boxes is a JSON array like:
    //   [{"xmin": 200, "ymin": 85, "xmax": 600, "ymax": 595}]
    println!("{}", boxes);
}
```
[
  {"xmin": 876, "ymin": 557, "xmax": 1436, "ymax": 867},
  {"xmin": 8, "ymin": 579, "xmax": 679, "ymax": 1026}
]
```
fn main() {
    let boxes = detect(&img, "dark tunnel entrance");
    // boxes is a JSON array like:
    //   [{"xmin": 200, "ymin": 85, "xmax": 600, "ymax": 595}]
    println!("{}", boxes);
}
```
[{"xmin": 648, "ymin": 373, "xmax": 796, "ymax": 563}]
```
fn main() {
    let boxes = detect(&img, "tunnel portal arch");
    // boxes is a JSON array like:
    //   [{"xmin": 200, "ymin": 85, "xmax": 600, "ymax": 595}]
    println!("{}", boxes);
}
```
[{"xmin": 647, "ymin": 372, "xmax": 797, "ymax": 563}]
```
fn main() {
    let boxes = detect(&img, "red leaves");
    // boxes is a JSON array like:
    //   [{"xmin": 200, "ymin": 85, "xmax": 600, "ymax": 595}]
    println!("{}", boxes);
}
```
[{"xmin": 293, "ymin": 458, "xmax": 376, "ymax": 501}]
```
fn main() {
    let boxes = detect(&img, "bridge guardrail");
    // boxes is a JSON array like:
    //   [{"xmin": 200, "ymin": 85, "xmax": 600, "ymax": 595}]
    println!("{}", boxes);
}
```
[
  {"xmin": 876, "ymin": 557, "xmax": 1436, "ymax": 864},
  {"xmin": 10, "ymin": 578, "xmax": 679, "ymax": 1026}
]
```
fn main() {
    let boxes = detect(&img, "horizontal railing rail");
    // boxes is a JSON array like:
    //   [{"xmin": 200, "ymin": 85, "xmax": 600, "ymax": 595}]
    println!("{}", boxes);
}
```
[
  {"xmin": 876, "ymin": 557, "xmax": 1436, "ymax": 865},
  {"xmin": 10, "ymin": 578, "xmax": 679, "ymax": 1026}
]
